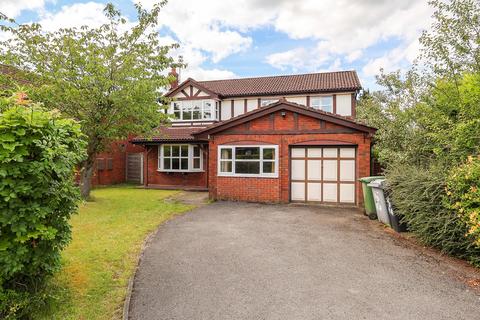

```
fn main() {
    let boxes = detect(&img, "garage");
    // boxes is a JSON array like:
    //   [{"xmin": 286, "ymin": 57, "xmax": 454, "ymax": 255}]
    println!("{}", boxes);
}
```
[{"xmin": 290, "ymin": 146, "xmax": 356, "ymax": 204}]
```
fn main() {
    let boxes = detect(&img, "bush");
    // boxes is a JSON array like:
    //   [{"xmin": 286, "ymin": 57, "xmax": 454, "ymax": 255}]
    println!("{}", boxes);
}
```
[
  {"xmin": 0, "ymin": 95, "xmax": 86, "ymax": 318},
  {"xmin": 386, "ymin": 163, "xmax": 480, "ymax": 266},
  {"xmin": 445, "ymin": 157, "xmax": 480, "ymax": 264}
]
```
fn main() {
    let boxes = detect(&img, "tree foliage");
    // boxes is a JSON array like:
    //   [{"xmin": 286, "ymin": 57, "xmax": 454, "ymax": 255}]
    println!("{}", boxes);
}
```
[
  {"xmin": 0, "ymin": 93, "xmax": 86, "ymax": 319},
  {"xmin": 0, "ymin": 1, "xmax": 182, "ymax": 198},
  {"xmin": 357, "ymin": 0, "xmax": 480, "ymax": 265}
]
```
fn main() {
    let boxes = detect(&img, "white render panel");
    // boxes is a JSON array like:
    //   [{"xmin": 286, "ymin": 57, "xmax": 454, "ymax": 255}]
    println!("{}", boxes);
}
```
[
  {"xmin": 196, "ymin": 90, "xmax": 210, "ymax": 97},
  {"xmin": 323, "ymin": 148, "xmax": 338, "ymax": 158},
  {"xmin": 233, "ymin": 100, "xmax": 244, "ymax": 117},
  {"xmin": 291, "ymin": 182, "xmax": 305, "ymax": 201},
  {"xmin": 286, "ymin": 96, "xmax": 307, "ymax": 106},
  {"xmin": 307, "ymin": 183, "xmax": 322, "ymax": 201},
  {"xmin": 291, "ymin": 148, "xmax": 305, "ymax": 158},
  {"xmin": 247, "ymin": 99, "xmax": 257, "ymax": 112},
  {"xmin": 340, "ymin": 148, "xmax": 355, "ymax": 158},
  {"xmin": 323, "ymin": 160, "xmax": 337, "ymax": 181},
  {"xmin": 323, "ymin": 183, "xmax": 337, "ymax": 202},
  {"xmin": 221, "ymin": 100, "xmax": 231, "ymax": 120},
  {"xmin": 339, "ymin": 160, "xmax": 355, "ymax": 182},
  {"xmin": 291, "ymin": 160, "xmax": 305, "ymax": 180},
  {"xmin": 307, "ymin": 148, "xmax": 322, "ymax": 157},
  {"xmin": 174, "ymin": 91, "xmax": 188, "ymax": 98},
  {"xmin": 307, "ymin": 160, "xmax": 322, "ymax": 180},
  {"xmin": 340, "ymin": 184, "xmax": 355, "ymax": 203},
  {"xmin": 336, "ymin": 94, "xmax": 352, "ymax": 116}
]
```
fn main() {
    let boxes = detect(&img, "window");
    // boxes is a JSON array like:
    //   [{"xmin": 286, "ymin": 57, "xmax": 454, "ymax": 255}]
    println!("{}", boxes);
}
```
[
  {"xmin": 159, "ymin": 144, "xmax": 203, "ymax": 172},
  {"xmin": 218, "ymin": 145, "xmax": 278, "ymax": 177},
  {"xmin": 261, "ymin": 99, "xmax": 278, "ymax": 107},
  {"xmin": 311, "ymin": 96, "xmax": 333, "ymax": 113},
  {"xmin": 170, "ymin": 100, "xmax": 216, "ymax": 121}
]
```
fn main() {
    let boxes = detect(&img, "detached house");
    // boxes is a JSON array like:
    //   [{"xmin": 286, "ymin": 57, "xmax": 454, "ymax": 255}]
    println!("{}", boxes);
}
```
[{"xmin": 132, "ymin": 70, "xmax": 375, "ymax": 205}]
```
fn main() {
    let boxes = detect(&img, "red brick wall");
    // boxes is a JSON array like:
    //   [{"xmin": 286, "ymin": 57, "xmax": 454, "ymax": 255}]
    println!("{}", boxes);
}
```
[
  {"xmin": 92, "ymin": 139, "xmax": 144, "ymax": 186},
  {"xmin": 208, "ymin": 110, "xmax": 372, "ymax": 205},
  {"xmin": 143, "ymin": 145, "xmax": 208, "ymax": 189}
]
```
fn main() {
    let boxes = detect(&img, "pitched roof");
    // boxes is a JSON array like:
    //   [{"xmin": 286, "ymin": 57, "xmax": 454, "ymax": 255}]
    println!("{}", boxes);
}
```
[
  {"xmin": 195, "ymin": 71, "xmax": 361, "ymax": 98},
  {"xmin": 194, "ymin": 99, "xmax": 376, "ymax": 136},
  {"xmin": 131, "ymin": 126, "xmax": 207, "ymax": 143}
]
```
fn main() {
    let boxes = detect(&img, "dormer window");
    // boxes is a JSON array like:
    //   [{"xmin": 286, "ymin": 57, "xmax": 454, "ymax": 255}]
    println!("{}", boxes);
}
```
[
  {"xmin": 311, "ymin": 96, "xmax": 333, "ymax": 113},
  {"xmin": 171, "ymin": 100, "xmax": 217, "ymax": 121}
]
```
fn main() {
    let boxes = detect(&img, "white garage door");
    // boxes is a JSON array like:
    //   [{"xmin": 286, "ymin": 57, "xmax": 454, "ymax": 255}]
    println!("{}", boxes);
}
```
[{"xmin": 290, "ymin": 147, "xmax": 356, "ymax": 204}]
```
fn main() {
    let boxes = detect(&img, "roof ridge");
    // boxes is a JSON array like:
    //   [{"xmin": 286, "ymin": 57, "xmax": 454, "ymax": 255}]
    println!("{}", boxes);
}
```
[{"xmin": 197, "ymin": 70, "xmax": 357, "ymax": 83}]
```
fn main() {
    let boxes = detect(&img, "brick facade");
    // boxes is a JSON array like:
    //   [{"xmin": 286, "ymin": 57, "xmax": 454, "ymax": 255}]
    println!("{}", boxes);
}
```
[
  {"xmin": 142, "ymin": 145, "xmax": 208, "ymax": 190},
  {"xmin": 92, "ymin": 139, "xmax": 145, "ymax": 186},
  {"xmin": 207, "ymin": 109, "xmax": 372, "ymax": 205}
]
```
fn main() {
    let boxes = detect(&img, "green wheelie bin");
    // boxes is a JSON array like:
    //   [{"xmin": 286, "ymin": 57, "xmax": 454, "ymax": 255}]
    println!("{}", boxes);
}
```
[{"xmin": 359, "ymin": 176, "xmax": 384, "ymax": 220}]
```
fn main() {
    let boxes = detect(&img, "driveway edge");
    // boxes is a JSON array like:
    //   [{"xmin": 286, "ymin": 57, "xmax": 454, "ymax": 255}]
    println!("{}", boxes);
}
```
[
  {"xmin": 122, "ymin": 227, "xmax": 158, "ymax": 320},
  {"xmin": 123, "ymin": 191, "xmax": 208, "ymax": 320}
]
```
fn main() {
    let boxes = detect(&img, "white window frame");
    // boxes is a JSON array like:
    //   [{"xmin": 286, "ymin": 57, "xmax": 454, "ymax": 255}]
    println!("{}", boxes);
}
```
[
  {"xmin": 311, "ymin": 96, "xmax": 333, "ymax": 113},
  {"xmin": 158, "ymin": 144, "xmax": 203, "ymax": 172},
  {"xmin": 218, "ymin": 145, "xmax": 279, "ymax": 178},
  {"xmin": 171, "ymin": 100, "xmax": 217, "ymax": 121}
]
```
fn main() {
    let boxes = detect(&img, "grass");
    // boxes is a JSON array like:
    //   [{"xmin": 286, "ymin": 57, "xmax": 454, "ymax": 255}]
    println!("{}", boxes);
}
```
[{"xmin": 39, "ymin": 185, "xmax": 193, "ymax": 320}]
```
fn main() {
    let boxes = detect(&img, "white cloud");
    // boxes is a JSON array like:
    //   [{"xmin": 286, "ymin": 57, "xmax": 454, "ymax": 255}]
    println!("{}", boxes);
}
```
[
  {"xmin": 0, "ymin": 0, "xmax": 46, "ymax": 18},
  {"xmin": 265, "ymin": 0, "xmax": 432, "ymax": 73},
  {"xmin": 37, "ymin": 2, "xmax": 108, "ymax": 31},
  {"xmin": 135, "ymin": 0, "xmax": 433, "ymax": 80}
]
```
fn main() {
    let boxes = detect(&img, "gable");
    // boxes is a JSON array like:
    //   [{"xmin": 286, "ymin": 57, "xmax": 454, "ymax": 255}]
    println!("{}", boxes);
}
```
[
  {"xmin": 219, "ymin": 110, "xmax": 357, "ymax": 135},
  {"xmin": 165, "ymin": 78, "xmax": 219, "ymax": 100},
  {"xmin": 194, "ymin": 100, "xmax": 375, "ymax": 138}
]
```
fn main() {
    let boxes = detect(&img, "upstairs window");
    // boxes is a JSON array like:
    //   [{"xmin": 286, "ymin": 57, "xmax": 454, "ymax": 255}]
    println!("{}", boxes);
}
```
[
  {"xmin": 311, "ymin": 96, "xmax": 333, "ymax": 113},
  {"xmin": 218, "ymin": 145, "xmax": 278, "ymax": 177},
  {"xmin": 171, "ymin": 100, "xmax": 216, "ymax": 121}
]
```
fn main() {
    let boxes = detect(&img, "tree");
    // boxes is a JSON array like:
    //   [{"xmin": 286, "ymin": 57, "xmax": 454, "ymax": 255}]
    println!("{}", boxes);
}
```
[
  {"xmin": 420, "ymin": 0, "xmax": 480, "ymax": 80},
  {"xmin": 0, "ymin": 1, "xmax": 182, "ymax": 198}
]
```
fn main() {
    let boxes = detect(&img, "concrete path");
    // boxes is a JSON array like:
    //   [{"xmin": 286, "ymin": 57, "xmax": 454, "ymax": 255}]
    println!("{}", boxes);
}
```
[{"xmin": 129, "ymin": 202, "xmax": 480, "ymax": 320}]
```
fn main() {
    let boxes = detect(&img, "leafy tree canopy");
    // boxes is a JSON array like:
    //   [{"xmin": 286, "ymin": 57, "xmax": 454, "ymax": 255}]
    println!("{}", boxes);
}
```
[{"xmin": 0, "ymin": 1, "xmax": 183, "ymax": 198}]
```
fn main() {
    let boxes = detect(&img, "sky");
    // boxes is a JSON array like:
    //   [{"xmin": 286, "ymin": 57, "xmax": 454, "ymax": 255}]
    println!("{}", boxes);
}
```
[{"xmin": 0, "ymin": 0, "xmax": 434, "ymax": 90}]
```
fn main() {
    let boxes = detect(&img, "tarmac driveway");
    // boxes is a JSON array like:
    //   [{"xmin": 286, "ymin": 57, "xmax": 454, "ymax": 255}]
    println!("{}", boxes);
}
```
[{"xmin": 128, "ymin": 201, "xmax": 479, "ymax": 320}]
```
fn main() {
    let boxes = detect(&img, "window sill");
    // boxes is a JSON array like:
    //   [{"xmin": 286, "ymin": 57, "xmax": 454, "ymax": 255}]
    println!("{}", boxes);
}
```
[
  {"xmin": 171, "ymin": 119, "xmax": 218, "ymax": 122},
  {"xmin": 158, "ymin": 169, "xmax": 205, "ymax": 173},
  {"xmin": 217, "ymin": 173, "xmax": 278, "ymax": 178}
]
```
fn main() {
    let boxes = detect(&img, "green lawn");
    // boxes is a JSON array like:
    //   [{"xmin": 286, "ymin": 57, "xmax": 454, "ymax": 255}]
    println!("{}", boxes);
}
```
[{"xmin": 39, "ymin": 186, "xmax": 193, "ymax": 320}]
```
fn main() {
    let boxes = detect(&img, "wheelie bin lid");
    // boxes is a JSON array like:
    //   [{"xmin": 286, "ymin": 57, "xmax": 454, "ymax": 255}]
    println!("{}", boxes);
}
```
[
  {"xmin": 359, "ymin": 176, "xmax": 384, "ymax": 183},
  {"xmin": 367, "ymin": 178, "xmax": 386, "ymax": 189}
]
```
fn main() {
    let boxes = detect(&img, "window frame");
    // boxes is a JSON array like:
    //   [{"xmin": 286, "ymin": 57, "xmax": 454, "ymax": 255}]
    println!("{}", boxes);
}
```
[
  {"xmin": 217, "ymin": 145, "xmax": 279, "ymax": 178},
  {"xmin": 311, "ymin": 95, "xmax": 333, "ymax": 113},
  {"xmin": 158, "ymin": 144, "xmax": 204, "ymax": 172},
  {"xmin": 170, "ymin": 100, "xmax": 217, "ymax": 121}
]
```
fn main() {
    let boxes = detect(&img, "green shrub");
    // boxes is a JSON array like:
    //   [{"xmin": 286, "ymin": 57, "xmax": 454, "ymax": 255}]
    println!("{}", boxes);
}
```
[
  {"xmin": 0, "ymin": 95, "xmax": 86, "ymax": 318},
  {"xmin": 445, "ymin": 157, "xmax": 480, "ymax": 262},
  {"xmin": 386, "ymin": 163, "xmax": 480, "ymax": 266}
]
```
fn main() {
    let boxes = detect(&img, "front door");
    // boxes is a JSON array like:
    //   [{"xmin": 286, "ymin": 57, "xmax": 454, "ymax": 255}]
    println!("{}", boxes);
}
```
[{"xmin": 290, "ymin": 147, "xmax": 356, "ymax": 204}]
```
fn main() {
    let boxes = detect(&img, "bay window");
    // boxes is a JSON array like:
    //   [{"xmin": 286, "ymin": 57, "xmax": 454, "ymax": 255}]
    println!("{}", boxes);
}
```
[
  {"xmin": 171, "ymin": 100, "xmax": 217, "ymax": 121},
  {"xmin": 159, "ymin": 144, "xmax": 203, "ymax": 172},
  {"xmin": 218, "ymin": 145, "xmax": 278, "ymax": 177},
  {"xmin": 311, "ymin": 96, "xmax": 333, "ymax": 113}
]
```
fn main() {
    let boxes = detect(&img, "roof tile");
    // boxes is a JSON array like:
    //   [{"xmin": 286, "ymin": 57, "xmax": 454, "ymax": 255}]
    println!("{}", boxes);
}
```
[{"xmin": 195, "ymin": 71, "xmax": 361, "ymax": 98}]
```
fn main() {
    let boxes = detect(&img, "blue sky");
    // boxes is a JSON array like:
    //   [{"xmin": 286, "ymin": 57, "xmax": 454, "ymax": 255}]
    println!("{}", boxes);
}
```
[{"xmin": 1, "ymin": 0, "xmax": 433, "ymax": 90}]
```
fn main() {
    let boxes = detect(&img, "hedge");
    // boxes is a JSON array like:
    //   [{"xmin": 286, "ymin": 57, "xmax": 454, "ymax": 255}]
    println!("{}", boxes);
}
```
[{"xmin": 0, "ymin": 96, "xmax": 86, "ymax": 319}]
